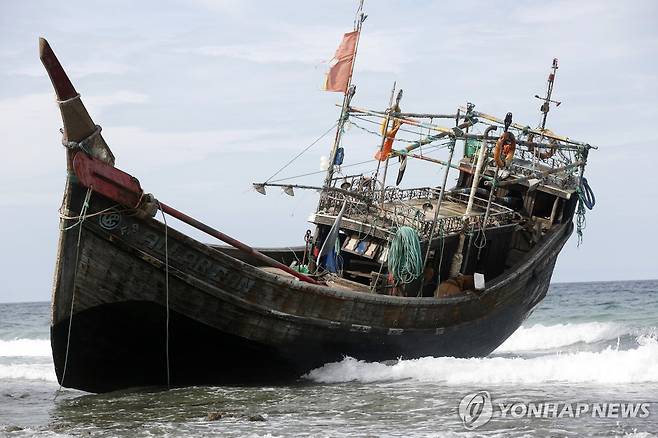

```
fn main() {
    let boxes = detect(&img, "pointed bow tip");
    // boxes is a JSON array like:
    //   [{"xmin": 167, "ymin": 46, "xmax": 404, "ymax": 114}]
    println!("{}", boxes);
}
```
[
  {"xmin": 38, "ymin": 37, "xmax": 78, "ymax": 100},
  {"xmin": 38, "ymin": 37, "xmax": 50, "ymax": 59}
]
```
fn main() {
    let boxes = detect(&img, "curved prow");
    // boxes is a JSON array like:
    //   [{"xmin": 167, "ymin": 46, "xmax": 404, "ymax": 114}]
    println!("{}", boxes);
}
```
[{"xmin": 39, "ymin": 37, "xmax": 114, "ymax": 165}]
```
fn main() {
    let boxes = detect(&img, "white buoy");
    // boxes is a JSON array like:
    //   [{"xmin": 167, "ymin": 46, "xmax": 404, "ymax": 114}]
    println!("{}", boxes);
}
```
[
  {"xmin": 320, "ymin": 156, "xmax": 329, "ymax": 171},
  {"xmin": 474, "ymin": 273, "xmax": 486, "ymax": 291}
]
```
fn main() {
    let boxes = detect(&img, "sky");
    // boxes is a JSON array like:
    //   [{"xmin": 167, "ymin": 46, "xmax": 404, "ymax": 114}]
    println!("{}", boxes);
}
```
[{"xmin": 0, "ymin": 0, "xmax": 657, "ymax": 303}]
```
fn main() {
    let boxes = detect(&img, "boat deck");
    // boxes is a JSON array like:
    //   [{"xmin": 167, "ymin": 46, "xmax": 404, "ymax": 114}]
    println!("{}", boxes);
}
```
[{"xmin": 312, "ymin": 188, "xmax": 518, "ymax": 242}]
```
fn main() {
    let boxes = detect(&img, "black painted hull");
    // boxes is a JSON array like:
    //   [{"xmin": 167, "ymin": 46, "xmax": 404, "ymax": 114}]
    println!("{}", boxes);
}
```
[
  {"xmin": 51, "ymin": 181, "xmax": 572, "ymax": 393},
  {"xmin": 51, "ymin": 295, "xmax": 540, "ymax": 393}
]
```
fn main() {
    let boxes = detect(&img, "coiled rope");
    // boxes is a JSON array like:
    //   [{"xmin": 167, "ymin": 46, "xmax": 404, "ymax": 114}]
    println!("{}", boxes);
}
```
[
  {"xmin": 387, "ymin": 226, "xmax": 423, "ymax": 284},
  {"xmin": 575, "ymin": 177, "xmax": 594, "ymax": 246},
  {"xmin": 578, "ymin": 177, "xmax": 595, "ymax": 210}
]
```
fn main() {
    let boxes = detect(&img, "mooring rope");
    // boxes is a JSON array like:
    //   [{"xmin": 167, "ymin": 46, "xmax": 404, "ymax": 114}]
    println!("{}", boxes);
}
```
[
  {"xmin": 157, "ymin": 202, "xmax": 171, "ymax": 390},
  {"xmin": 56, "ymin": 186, "xmax": 92, "ymax": 398},
  {"xmin": 59, "ymin": 204, "xmax": 127, "ymax": 222}
]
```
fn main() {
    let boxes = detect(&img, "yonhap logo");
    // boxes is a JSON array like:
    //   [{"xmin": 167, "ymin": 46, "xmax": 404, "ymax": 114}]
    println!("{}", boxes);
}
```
[
  {"xmin": 457, "ymin": 391, "xmax": 651, "ymax": 430},
  {"xmin": 458, "ymin": 391, "xmax": 493, "ymax": 430}
]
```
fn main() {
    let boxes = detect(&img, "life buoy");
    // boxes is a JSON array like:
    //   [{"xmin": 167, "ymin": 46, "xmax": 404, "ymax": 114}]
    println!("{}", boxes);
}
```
[
  {"xmin": 375, "ymin": 117, "xmax": 402, "ymax": 161},
  {"xmin": 494, "ymin": 131, "xmax": 516, "ymax": 168},
  {"xmin": 527, "ymin": 130, "xmax": 557, "ymax": 160}
]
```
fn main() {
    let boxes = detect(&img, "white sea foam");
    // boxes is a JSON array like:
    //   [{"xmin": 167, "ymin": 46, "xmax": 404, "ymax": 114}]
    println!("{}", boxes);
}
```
[
  {"xmin": 306, "ymin": 336, "xmax": 658, "ymax": 385},
  {"xmin": 0, "ymin": 363, "xmax": 57, "ymax": 382},
  {"xmin": 495, "ymin": 322, "xmax": 625, "ymax": 352},
  {"xmin": 0, "ymin": 338, "xmax": 51, "ymax": 357}
]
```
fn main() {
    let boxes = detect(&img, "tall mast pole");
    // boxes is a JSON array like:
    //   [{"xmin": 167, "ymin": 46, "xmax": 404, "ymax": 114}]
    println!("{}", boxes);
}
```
[
  {"xmin": 535, "ymin": 58, "xmax": 560, "ymax": 131},
  {"xmin": 375, "ymin": 83, "xmax": 398, "ymax": 206},
  {"xmin": 532, "ymin": 58, "xmax": 560, "ymax": 170},
  {"xmin": 323, "ymin": 0, "xmax": 366, "ymax": 188}
]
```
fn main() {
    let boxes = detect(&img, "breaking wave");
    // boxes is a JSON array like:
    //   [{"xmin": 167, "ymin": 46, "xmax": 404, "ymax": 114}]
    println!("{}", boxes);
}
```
[
  {"xmin": 0, "ymin": 363, "xmax": 57, "ymax": 382},
  {"xmin": 305, "ymin": 334, "xmax": 658, "ymax": 385},
  {"xmin": 0, "ymin": 339, "xmax": 51, "ymax": 357},
  {"xmin": 495, "ymin": 321, "xmax": 625, "ymax": 352}
]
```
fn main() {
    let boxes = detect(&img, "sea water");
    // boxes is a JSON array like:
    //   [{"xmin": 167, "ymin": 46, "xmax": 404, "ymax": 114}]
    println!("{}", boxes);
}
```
[{"xmin": 1, "ymin": 280, "xmax": 657, "ymax": 437}]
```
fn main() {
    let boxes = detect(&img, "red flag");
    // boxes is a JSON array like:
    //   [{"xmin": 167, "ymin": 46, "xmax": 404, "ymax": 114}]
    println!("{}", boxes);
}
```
[{"xmin": 324, "ymin": 31, "xmax": 359, "ymax": 93}]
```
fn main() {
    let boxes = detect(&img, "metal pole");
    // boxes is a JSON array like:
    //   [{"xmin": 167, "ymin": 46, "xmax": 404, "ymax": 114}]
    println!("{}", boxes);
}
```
[
  {"xmin": 465, "ymin": 125, "xmax": 498, "ymax": 216},
  {"xmin": 422, "ymin": 139, "xmax": 457, "ymax": 270},
  {"xmin": 448, "ymin": 125, "xmax": 497, "ymax": 278}
]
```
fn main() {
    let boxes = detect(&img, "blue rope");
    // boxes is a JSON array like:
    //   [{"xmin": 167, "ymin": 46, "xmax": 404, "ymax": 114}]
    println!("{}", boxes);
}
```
[{"xmin": 578, "ymin": 177, "xmax": 595, "ymax": 210}]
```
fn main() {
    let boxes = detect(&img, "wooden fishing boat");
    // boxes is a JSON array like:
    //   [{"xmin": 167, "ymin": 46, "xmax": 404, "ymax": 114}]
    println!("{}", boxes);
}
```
[{"xmin": 43, "ymin": 6, "xmax": 596, "ymax": 393}]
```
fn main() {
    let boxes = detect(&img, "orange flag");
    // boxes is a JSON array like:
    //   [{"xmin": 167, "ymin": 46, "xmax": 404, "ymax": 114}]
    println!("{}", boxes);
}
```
[{"xmin": 323, "ymin": 31, "xmax": 359, "ymax": 93}]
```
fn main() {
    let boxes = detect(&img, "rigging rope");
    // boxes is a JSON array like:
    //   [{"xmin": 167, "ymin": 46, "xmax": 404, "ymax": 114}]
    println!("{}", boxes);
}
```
[
  {"xmin": 349, "ymin": 115, "xmax": 431, "ymax": 143},
  {"xmin": 269, "ymin": 139, "xmax": 453, "ymax": 184},
  {"xmin": 387, "ymin": 226, "xmax": 423, "ymax": 284},
  {"xmin": 576, "ymin": 197, "xmax": 586, "ymax": 247},
  {"xmin": 264, "ymin": 122, "xmax": 338, "ymax": 183}
]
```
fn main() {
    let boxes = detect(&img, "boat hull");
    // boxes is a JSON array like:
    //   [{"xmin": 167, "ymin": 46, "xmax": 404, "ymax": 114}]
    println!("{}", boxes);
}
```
[
  {"xmin": 51, "ymin": 181, "xmax": 572, "ymax": 393},
  {"xmin": 51, "ymin": 292, "xmax": 544, "ymax": 392}
]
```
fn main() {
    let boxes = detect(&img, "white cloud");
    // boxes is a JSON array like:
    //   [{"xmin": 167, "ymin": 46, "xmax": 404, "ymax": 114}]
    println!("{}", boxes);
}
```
[
  {"xmin": 0, "ymin": 91, "xmax": 150, "ymax": 183},
  {"xmin": 106, "ymin": 125, "xmax": 284, "ymax": 171},
  {"xmin": 85, "ymin": 91, "xmax": 149, "ymax": 107},
  {"xmin": 511, "ymin": 0, "xmax": 621, "ymax": 24},
  {"xmin": 0, "ymin": 88, "xmax": 321, "ymax": 195},
  {"xmin": 181, "ymin": 25, "xmax": 414, "ymax": 74},
  {"xmin": 8, "ymin": 60, "xmax": 134, "ymax": 78}
]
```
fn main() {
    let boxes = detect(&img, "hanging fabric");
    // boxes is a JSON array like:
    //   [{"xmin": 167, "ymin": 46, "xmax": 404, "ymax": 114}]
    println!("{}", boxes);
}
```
[
  {"xmin": 318, "ymin": 200, "xmax": 347, "ymax": 272},
  {"xmin": 323, "ymin": 31, "xmax": 359, "ymax": 93}
]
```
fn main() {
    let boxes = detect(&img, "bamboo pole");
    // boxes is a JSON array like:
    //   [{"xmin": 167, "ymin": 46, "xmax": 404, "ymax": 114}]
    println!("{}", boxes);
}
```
[
  {"xmin": 323, "ymin": 1, "xmax": 366, "ymax": 188},
  {"xmin": 460, "ymin": 107, "xmax": 596, "ymax": 149},
  {"xmin": 374, "ymin": 83, "xmax": 397, "ymax": 196},
  {"xmin": 348, "ymin": 106, "xmax": 458, "ymax": 119},
  {"xmin": 349, "ymin": 105, "xmax": 455, "ymax": 135}
]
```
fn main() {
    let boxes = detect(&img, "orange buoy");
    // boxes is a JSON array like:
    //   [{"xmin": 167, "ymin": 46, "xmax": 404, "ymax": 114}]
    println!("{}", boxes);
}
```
[
  {"xmin": 375, "ymin": 117, "xmax": 402, "ymax": 161},
  {"xmin": 494, "ymin": 131, "xmax": 516, "ymax": 168}
]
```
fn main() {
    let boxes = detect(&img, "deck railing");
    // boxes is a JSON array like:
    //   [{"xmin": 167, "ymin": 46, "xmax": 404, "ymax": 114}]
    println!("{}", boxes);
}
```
[{"xmin": 318, "ymin": 177, "xmax": 519, "ymax": 241}]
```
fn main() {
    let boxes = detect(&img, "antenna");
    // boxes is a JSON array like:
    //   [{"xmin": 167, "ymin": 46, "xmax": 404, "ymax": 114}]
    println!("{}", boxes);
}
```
[{"xmin": 534, "ymin": 58, "xmax": 561, "ymax": 130}]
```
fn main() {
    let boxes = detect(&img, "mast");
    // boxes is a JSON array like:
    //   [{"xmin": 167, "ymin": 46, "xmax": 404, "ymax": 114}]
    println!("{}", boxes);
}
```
[
  {"xmin": 535, "ymin": 58, "xmax": 560, "ymax": 131},
  {"xmin": 323, "ymin": 0, "xmax": 366, "ymax": 188},
  {"xmin": 375, "ymin": 84, "xmax": 400, "ymax": 206}
]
